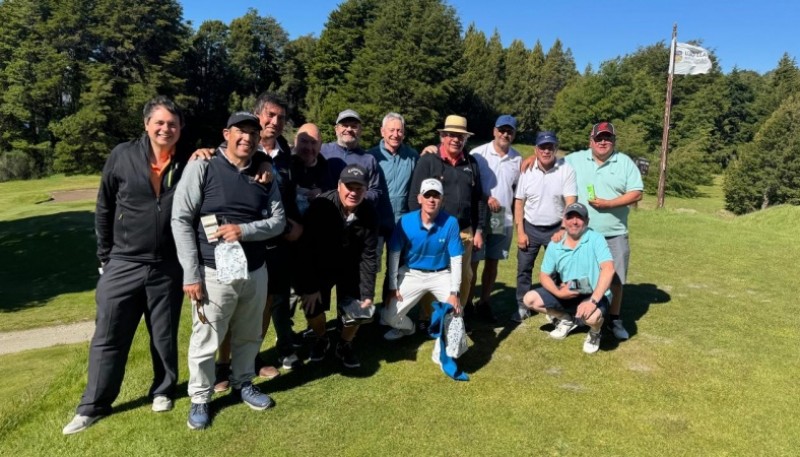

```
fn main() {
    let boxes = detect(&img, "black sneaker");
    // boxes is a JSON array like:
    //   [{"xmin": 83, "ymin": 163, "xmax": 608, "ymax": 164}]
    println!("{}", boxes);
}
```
[
  {"xmin": 279, "ymin": 352, "xmax": 304, "ymax": 370},
  {"xmin": 335, "ymin": 341, "xmax": 361, "ymax": 369},
  {"xmin": 476, "ymin": 301, "xmax": 497, "ymax": 323},
  {"xmin": 293, "ymin": 328, "xmax": 316, "ymax": 349},
  {"xmin": 307, "ymin": 336, "xmax": 330, "ymax": 362},
  {"xmin": 416, "ymin": 320, "xmax": 430, "ymax": 334}
]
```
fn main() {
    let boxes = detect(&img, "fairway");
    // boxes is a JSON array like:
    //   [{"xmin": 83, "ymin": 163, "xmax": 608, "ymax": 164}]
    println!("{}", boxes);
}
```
[{"xmin": 0, "ymin": 175, "xmax": 798, "ymax": 456}]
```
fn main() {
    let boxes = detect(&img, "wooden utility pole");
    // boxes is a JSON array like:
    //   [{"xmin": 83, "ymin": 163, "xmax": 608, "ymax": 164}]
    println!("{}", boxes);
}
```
[{"xmin": 657, "ymin": 24, "xmax": 678, "ymax": 209}]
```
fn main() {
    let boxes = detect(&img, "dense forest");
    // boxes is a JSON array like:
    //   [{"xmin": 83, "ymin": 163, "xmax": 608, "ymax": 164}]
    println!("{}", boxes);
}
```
[{"xmin": 1, "ymin": 0, "xmax": 798, "ymax": 214}]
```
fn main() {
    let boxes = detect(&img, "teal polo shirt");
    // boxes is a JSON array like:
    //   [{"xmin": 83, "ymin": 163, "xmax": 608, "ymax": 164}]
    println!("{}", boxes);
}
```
[
  {"xmin": 541, "ymin": 228, "xmax": 613, "ymax": 299},
  {"xmin": 564, "ymin": 149, "xmax": 643, "ymax": 237}
]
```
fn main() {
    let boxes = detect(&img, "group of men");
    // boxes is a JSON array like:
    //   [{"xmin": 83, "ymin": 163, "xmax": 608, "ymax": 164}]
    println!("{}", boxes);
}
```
[{"xmin": 62, "ymin": 92, "xmax": 643, "ymax": 435}]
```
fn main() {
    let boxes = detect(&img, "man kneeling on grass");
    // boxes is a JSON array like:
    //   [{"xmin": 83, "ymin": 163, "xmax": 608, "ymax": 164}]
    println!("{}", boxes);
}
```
[
  {"xmin": 522, "ymin": 202, "xmax": 614, "ymax": 354},
  {"xmin": 381, "ymin": 178, "xmax": 463, "ymax": 340}
]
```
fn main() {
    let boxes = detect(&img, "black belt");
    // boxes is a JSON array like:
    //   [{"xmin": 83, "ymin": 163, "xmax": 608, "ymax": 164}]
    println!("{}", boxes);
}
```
[
  {"xmin": 530, "ymin": 221, "xmax": 561, "ymax": 229},
  {"xmin": 414, "ymin": 267, "xmax": 449, "ymax": 273}
]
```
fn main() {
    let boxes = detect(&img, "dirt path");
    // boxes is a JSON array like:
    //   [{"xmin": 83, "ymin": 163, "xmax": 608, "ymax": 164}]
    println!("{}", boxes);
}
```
[
  {"xmin": 49, "ymin": 188, "xmax": 98, "ymax": 203},
  {"xmin": 0, "ymin": 321, "xmax": 95, "ymax": 355}
]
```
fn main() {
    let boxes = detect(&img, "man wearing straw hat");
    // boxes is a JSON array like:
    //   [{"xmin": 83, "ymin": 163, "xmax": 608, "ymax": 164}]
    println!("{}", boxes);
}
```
[{"xmin": 407, "ymin": 115, "xmax": 487, "ymax": 330}]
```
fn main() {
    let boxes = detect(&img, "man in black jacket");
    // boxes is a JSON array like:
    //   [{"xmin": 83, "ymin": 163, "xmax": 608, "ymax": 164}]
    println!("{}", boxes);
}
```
[
  {"xmin": 294, "ymin": 165, "xmax": 378, "ymax": 369},
  {"xmin": 63, "ymin": 96, "xmax": 189, "ymax": 435},
  {"xmin": 407, "ymin": 115, "xmax": 487, "ymax": 323}
]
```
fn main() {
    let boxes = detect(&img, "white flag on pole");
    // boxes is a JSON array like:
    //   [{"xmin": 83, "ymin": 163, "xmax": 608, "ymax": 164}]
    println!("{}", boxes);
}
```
[{"xmin": 673, "ymin": 42, "xmax": 712, "ymax": 75}]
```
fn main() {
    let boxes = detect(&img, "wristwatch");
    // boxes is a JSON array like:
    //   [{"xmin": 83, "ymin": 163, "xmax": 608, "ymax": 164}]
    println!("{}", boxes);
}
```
[
  {"xmin": 450, "ymin": 291, "xmax": 460, "ymax": 297},
  {"xmin": 590, "ymin": 297, "xmax": 599, "ymax": 305}
]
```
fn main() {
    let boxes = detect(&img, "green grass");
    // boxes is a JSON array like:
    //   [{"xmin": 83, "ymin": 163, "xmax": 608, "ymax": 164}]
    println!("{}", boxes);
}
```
[
  {"xmin": 0, "ymin": 175, "xmax": 99, "ymax": 331},
  {"xmin": 1, "ymin": 175, "xmax": 799, "ymax": 456}
]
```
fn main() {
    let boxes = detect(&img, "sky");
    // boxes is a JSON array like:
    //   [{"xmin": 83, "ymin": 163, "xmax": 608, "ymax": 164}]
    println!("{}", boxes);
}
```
[{"xmin": 182, "ymin": 0, "xmax": 799, "ymax": 75}]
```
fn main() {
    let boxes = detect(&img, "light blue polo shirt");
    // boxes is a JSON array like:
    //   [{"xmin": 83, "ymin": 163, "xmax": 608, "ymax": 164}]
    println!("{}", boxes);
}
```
[
  {"xmin": 564, "ymin": 149, "xmax": 644, "ymax": 237},
  {"xmin": 389, "ymin": 209, "xmax": 463, "ymax": 271},
  {"xmin": 541, "ymin": 228, "xmax": 613, "ymax": 299}
]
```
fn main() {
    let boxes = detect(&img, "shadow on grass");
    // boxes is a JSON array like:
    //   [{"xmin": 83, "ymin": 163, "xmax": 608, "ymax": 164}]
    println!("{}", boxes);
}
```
[
  {"xmin": 618, "ymin": 282, "xmax": 671, "ymax": 339},
  {"xmin": 0, "ymin": 210, "xmax": 97, "ymax": 312}
]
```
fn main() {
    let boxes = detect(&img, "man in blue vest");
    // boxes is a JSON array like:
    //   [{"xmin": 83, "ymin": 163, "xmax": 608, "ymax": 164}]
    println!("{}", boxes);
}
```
[{"xmin": 172, "ymin": 112, "xmax": 286, "ymax": 430}]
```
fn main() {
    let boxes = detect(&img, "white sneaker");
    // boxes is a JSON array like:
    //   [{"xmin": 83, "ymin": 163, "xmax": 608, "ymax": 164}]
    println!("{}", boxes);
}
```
[
  {"xmin": 431, "ymin": 339, "xmax": 442, "ymax": 366},
  {"xmin": 384, "ymin": 326, "xmax": 415, "ymax": 341},
  {"xmin": 549, "ymin": 320, "xmax": 577, "ymax": 340},
  {"xmin": 62, "ymin": 414, "xmax": 102, "ymax": 435},
  {"xmin": 583, "ymin": 331, "xmax": 602, "ymax": 354},
  {"xmin": 545, "ymin": 314, "xmax": 560, "ymax": 326},
  {"xmin": 152, "ymin": 395, "xmax": 173, "ymax": 412},
  {"xmin": 610, "ymin": 319, "xmax": 629, "ymax": 340},
  {"xmin": 510, "ymin": 307, "xmax": 530, "ymax": 323}
]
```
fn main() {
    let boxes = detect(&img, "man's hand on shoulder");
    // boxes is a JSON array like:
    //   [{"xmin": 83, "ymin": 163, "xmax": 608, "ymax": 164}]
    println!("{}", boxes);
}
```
[
  {"xmin": 520, "ymin": 155, "xmax": 536, "ymax": 172},
  {"xmin": 190, "ymin": 148, "xmax": 215, "ymax": 161},
  {"xmin": 421, "ymin": 145, "xmax": 438, "ymax": 155}
]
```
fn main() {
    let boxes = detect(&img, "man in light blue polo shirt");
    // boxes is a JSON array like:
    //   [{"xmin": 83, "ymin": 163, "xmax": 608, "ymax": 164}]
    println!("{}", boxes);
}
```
[
  {"xmin": 522, "ymin": 203, "xmax": 615, "ymax": 354},
  {"xmin": 564, "ymin": 122, "xmax": 643, "ymax": 340},
  {"xmin": 380, "ymin": 178, "xmax": 464, "ymax": 340}
]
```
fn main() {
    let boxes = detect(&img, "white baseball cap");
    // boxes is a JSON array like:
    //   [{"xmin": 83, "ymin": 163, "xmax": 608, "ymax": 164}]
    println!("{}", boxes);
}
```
[{"xmin": 420, "ymin": 178, "xmax": 444, "ymax": 196}]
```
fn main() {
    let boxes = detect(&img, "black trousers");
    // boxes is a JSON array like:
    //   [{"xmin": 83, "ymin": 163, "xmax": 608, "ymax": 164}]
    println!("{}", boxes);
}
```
[
  {"xmin": 516, "ymin": 221, "xmax": 561, "ymax": 307},
  {"xmin": 76, "ymin": 259, "xmax": 183, "ymax": 416}
]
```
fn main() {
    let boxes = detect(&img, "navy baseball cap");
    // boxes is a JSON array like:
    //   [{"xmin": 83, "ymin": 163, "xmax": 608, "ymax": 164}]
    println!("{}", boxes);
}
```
[
  {"xmin": 226, "ymin": 111, "xmax": 261, "ymax": 130},
  {"xmin": 535, "ymin": 131, "xmax": 559, "ymax": 146},
  {"xmin": 495, "ymin": 115, "xmax": 517, "ymax": 130}
]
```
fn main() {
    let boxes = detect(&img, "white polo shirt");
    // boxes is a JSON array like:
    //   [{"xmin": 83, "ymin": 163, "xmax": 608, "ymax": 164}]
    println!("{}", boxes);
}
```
[
  {"xmin": 515, "ymin": 158, "xmax": 577, "ymax": 226},
  {"xmin": 470, "ymin": 142, "xmax": 521, "ymax": 227}
]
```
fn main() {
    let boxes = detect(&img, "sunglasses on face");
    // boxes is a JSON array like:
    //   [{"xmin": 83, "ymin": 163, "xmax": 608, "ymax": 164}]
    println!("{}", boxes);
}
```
[{"xmin": 593, "ymin": 135, "xmax": 615, "ymax": 143}]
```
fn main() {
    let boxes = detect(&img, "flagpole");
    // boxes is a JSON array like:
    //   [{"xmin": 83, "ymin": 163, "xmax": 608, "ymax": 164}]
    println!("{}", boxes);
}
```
[{"xmin": 657, "ymin": 24, "xmax": 677, "ymax": 209}]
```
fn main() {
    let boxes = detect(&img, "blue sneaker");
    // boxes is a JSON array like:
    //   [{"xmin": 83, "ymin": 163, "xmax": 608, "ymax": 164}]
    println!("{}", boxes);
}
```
[
  {"xmin": 235, "ymin": 382, "xmax": 275, "ymax": 411},
  {"xmin": 187, "ymin": 403, "xmax": 210, "ymax": 430}
]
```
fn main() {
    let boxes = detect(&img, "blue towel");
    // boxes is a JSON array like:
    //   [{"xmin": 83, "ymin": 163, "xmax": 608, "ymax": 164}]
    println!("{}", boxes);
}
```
[{"xmin": 429, "ymin": 301, "xmax": 469, "ymax": 381}]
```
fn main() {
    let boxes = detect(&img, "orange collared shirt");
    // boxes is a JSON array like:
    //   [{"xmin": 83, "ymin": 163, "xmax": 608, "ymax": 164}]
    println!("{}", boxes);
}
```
[{"xmin": 150, "ymin": 151, "xmax": 173, "ymax": 196}]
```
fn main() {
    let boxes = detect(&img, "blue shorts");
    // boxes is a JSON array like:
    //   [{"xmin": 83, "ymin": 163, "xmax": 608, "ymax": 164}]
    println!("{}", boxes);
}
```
[
  {"xmin": 534, "ymin": 287, "xmax": 609, "ymax": 321},
  {"xmin": 472, "ymin": 226, "xmax": 512, "ymax": 262}
]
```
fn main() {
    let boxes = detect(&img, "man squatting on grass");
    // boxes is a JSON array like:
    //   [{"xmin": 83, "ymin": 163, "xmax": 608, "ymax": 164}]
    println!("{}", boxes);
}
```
[
  {"xmin": 381, "ymin": 178, "xmax": 464, "ymax": 341},
  {"xmin": 293, "ymin": 164, "xmax": 379, "ymax": 369},
  {"xmin": 172, "ymin": 112, "xmax": 286, "ymax": 430},
  {"xmin": 63, "ymin": 96, "xmax": 189, "ymax": 435},
  {"xmin": 522, "ymin": 202, "xmax": 615, "ymax": 354}
]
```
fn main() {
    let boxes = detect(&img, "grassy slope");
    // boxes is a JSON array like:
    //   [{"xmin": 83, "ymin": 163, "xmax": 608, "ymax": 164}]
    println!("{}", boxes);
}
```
[
  {"xmin": 0, "ymin": 175, "xmax": 100, "ymax": 331},
  {"xmin": 0, "ymin": 175, "xmax": 799, "ymax": 456}
]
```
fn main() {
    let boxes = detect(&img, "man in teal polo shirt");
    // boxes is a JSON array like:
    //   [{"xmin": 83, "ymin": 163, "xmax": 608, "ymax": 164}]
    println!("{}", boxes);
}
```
[
  {"xmin": 522, "ymin": 203, "xmax": 615, "ymax": 354},
  {"xmin": 564, "ymin": 122, "xmax": 643, "ymax": 340}
]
